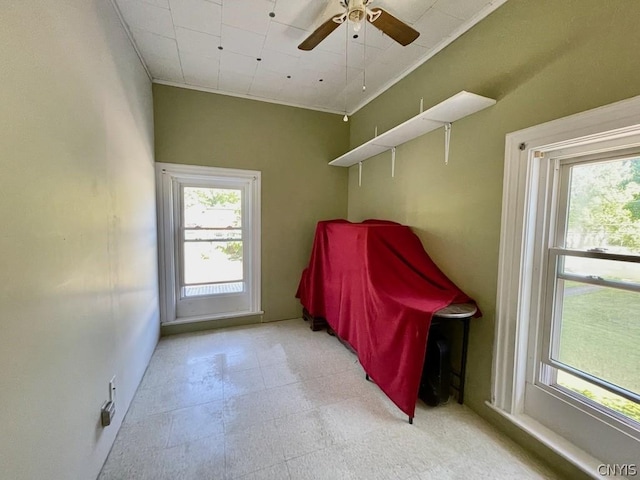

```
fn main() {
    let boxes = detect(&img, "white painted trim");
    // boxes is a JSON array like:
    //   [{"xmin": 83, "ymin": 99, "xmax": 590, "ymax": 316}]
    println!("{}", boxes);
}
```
[
  {"xmin": 492, "ymin": 94, "xmax": 640, "ymax": 470},
  {"xmin": 485, "ymin": 402, "xmax": 602, "ymax": 479},
  {"xmin": 108, "ymin": 0, "xmax": 153, "ymax": 81},
  {"xmin": 493, "ymin": 94, "xmax": 640, "ymax": 412},
  {"xmin": 155, "ymin": 163, "xmax": 262, "ymax": 325},
  {"xmin": 162, "ymin": 310, "xmax": 265, "ymax": 326}
]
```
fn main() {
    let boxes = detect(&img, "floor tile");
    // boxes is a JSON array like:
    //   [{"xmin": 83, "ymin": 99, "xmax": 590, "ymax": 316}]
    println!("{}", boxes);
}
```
[
  {"xmin": 236, "ymin": 462, "xmax": 291, "ymax": 480},
  {"xmin": 223, "ymin": 390, "xmax": 277, "ymax": 434},
  {"xmin": 285, "ymin": 444, "xmax": 357, "ymax": 480},
  {"xmin": 223, "ymin": 366, "xmax": 266, "ymax": 399},
  {"xmin": 161, "ymin": 432, "xmax": 226, "ymax": 480},
  {"xmin": 274, "ymin": 408, "xmax": 335, "ymax": 459},
  {"xmin": 224, "ymin": 420, "xmax": 285, "ymax": 478},
  {"xmin": 113, "ymin": 411, "xmax": 172, "ymax": 450},
  {"xmin": 167, "ymin": 400, "xmax": 225, "ymax": 448},
  {"xmin": 126, "ymin": 378, "xmax": 224, "ymax": 421},
  {"xmin": 100, "ymin": 318, "xmax": 561, "ymax": 480}
]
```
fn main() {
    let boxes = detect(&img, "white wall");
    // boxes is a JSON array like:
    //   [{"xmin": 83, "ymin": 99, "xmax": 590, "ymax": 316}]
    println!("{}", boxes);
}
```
[{"xmin": 0, "ymin": 1, "xmax": 159, "ymax": 479}]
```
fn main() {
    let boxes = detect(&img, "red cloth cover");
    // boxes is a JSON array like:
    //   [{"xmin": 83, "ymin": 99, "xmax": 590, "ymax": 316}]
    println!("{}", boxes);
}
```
[{"xmin": 296, "ymin": 219, "xmax": 478, "ymax": 417}]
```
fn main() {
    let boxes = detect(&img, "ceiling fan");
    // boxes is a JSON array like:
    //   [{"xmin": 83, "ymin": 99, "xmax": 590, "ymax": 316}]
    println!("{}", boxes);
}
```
[{"xmin": 298, "ymin": 0, "xmax": 420, "ymax": 51}]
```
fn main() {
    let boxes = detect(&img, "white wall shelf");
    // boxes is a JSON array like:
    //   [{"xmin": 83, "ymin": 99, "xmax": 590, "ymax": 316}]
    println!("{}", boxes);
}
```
[{"xmin": 329, "ymin": 91, "xmax": 496, "ymax": 167}]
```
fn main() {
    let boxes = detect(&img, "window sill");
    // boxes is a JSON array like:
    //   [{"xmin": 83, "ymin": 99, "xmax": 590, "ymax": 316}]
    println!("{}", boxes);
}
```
[
  {"xmin": 160, "ymin": 311, "xmax": 264, "ymax": 335},
  {"xmin": 485, "ymin": 401, "xmax": 602, "ymax": 479}
]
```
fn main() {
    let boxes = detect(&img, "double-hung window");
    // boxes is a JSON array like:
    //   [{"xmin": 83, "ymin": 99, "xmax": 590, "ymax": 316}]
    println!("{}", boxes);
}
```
[
  {"xmin": 540, "ymin": 153, "xmax": 640, "ymax": 428},
  {"xmin": 493, "ymin": 97, "xmax": 640, "ymax": 476}
]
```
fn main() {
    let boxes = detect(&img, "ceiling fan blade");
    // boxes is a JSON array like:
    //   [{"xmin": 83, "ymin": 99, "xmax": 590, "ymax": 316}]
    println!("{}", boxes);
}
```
[
  {"xmin": 367, "ymin": 8, "xmax": 420, "ymax": 46},
  {"xmin": 298, "ymin": 15, "xmax": 344, "ymax": 51}
]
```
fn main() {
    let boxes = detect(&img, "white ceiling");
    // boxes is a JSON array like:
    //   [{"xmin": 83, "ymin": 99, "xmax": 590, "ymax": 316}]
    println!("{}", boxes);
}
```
[{"xmin": 114, "ymin": 0, "xmax": 507, "ymax": 114}]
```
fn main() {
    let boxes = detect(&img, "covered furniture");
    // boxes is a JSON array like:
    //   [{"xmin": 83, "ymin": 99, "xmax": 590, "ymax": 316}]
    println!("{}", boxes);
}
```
[{"xmin": 296, "ymin": 219, "xmax": 480, "ymax": 420}]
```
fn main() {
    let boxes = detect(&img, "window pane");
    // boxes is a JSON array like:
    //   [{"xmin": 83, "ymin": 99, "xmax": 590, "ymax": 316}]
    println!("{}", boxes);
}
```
[
  {"xmin": 556, "ymin": 370, "xmax": 640, "ymax": 425},
  {"xmin": 566, "ymin": 157, "xmax": 640, "ymax": 254},
  {"xmin": 183, "ymin": 241, "xmax": 243, "ymax": 285},
  {"xmin": 554, "ymin": 280, "xmax": 640, "ymax": 396},
  {"xmin": 184, "ymin": 229, "xmax": 242, "ymax": 241},
  {"xmin": 183, "ymin": 187, "xmax": 242, "ymax": 228},
  {"xmin": 561, "ymin": 255, "xmax": 640, "ymax": 284},
  {"xmin": 184, "ymin": 282, "xmax": 243, "ymax": 297}
]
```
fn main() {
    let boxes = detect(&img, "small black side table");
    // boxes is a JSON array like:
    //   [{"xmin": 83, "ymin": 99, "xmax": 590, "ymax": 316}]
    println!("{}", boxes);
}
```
[{"xmin": 431, "ymin": 303, "xmax": 477, "ymax": 405}]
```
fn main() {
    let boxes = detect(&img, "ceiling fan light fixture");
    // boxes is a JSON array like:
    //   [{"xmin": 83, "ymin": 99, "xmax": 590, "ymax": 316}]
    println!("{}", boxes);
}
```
[{"xmin": 347, "ymin": 0, "xmax": 366, "ymax": 31}]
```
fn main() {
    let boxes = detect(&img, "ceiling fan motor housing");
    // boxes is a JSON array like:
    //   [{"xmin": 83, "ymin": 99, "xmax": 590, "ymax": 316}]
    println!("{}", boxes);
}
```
[{"xmin": 347, "ymin": 0, "xmax": 366, "ymax": 23}]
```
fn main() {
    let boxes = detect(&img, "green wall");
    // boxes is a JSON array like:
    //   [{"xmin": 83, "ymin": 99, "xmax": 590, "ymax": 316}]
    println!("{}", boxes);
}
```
[
  {"xmin": 347, "ymin": 0, "xmax": 640, "ymax": 476},
  {"xmin": 153, "ymin": 85, "xmax": 349, "ymax": 322}
]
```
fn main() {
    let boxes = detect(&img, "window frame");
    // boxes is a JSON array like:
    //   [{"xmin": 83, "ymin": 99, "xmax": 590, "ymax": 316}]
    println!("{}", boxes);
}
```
[
  {"xmin": 156, "ymin": 163, "xmax": 262, "ymax": 325},
  {"xmin": 491, "ymin": 95, "xmax": 640, "ymax": 476}
]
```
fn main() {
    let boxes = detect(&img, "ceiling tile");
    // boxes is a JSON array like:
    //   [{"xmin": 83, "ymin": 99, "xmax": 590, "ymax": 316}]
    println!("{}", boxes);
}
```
[
  {"xmin": 181, "ymin": 52, "xmax": 219, "ymax": 89},
  {"xmin": 219, "ymin": 50, "xmax": 259, "ymax": 77},
  {"xmin": 414, "ymin": 8, "xmax": 464, "ymax": 48},
  {"xmin": 257, "ymin": 49, "xmax": 299, "ymax": 75},
  {"xmin": 175, "ymin": 27, "xmax": 221, "ymax": 59},
  {"xmin": 249, "ymin": 68, "xmax": 284, "ymax": 98},
  {"xmin": 218, "ymin": 70, "xmax": 253, "ymax": 94},
  {"xmin": 270, "ymin": 0, "xmax": 330, "ymax": 30},
  {"xmin": 279, "ymin": 84, "xmax": 318, "ymax": 105},
  {"xmin": 378, "ymin": 42, "xmax": 426, "ymax": 68},
  {"xmin": 376, "ymin": 0, "xmax": 438, "ymax": 23},
  {"xmin": 317, "ymin": 65, "xmax": 363, "ymax": 88},
  {"xmin": 140, "ymin": 0, "xmax": 170, "ymax": 7},
  {"xmin": 297, "ymin": 48, "xmax": 344, "ymax": 71},
  {"xmin": 433, "ymin": 0, "xmax": 492, "ymax": 21},
  {"xmin": 263, "ymin": 21, "xmax": 306, "ymax": 58},
  {"xmin": 221, "ymin": 24, "xmax": 265, "ymax": 58},
  {"xmin": 344, "ymin": 81, "xmax": 374, "ymax": 111},
  {"xmin": 315, "ymin": 24, "xmax": 353, "ymax": 55},
  {"xmin": 346, "ymin": 42, "xmax": 384, "ymax": 69},
  {"xmin": 253, "ymin": 65, "xmax": 286, "ymax": 84},
  {"xmin": 145, "ymin": 53, "xmax": 184, "ymax": 82},
  {"xmin": 354, "ymin": 23, "xmax": 394, "ymax": 50},
  {"xmin": 287, "ymin": 67, "xmax": 324, "ymax": 88},
  {"xmin": 130, "ymin": 28, "xmax": 179, "ymax": 59},
  {"xmin": 142, "ymin": 0, "xmax": 169, "ymax": 9},
  {"xmin": 116, "ymin": 0, "xmax": 175, "ymax": 37},
  {"xmin": 169, "ymin": 0, "xmax": 221, "ymax": 35},
  {"xmin": 223, "ymin": 0, "xmax": 273, "ymax": 35}
]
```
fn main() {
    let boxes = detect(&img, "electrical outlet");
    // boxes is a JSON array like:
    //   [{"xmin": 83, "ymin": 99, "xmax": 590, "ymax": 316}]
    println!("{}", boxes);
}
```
[
  {"xmin": 109, "ymin": 376, "xmax": 116, "ymax": 404},
  {"xmin": 101, "ymin": 376, "xmax": 117, "ymax": 427}
]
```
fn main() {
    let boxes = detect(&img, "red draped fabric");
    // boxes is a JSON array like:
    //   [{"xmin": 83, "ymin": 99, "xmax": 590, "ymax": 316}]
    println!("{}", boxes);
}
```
[{"xmin": 296, "ymin": 219, "xmax": 478, "ymax": 417}]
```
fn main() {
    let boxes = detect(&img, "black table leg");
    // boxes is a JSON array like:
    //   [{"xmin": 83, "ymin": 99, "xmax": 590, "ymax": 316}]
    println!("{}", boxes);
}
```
[{"xmin": 458, "ymin": 317, "xmax": 470, "ymax": 404}]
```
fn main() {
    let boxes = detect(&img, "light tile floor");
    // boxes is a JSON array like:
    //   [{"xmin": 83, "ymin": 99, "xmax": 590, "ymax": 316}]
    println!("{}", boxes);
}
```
[{"xmin": 99, "ymin": 319, "xmax": 560, "ymax": 480}]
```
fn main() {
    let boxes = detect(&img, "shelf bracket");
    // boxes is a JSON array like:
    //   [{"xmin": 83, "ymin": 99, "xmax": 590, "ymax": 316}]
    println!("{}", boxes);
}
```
[
  {"xmin": 374, "ymin": 125, "xmax": 378, "ymax": 137},
  {"xmin": 358, "ymin": 161, "xmax": 362, "ymax": 187},
  {"xmin": 420, "ymin": 97, "xmax": 424, "ymax": 113},
  {"xmin": 444, "ymin": 123, "xmax": 452, "ymax": 165},
  {"xmin": 391, "ymin": 147, "xmax": 396, "ymax": 178}
]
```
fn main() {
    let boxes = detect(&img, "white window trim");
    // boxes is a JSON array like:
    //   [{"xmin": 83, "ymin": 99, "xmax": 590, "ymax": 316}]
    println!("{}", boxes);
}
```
[
  {"xmin": 490, "ymin": 95, "xmax": 640, "ymax": 477},
  {"xmin": 155, "ymin": 163, "xmax": 262, "ymax": 325}
]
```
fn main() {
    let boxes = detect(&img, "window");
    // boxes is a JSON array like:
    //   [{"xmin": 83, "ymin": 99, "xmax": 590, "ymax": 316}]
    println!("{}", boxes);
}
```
[
  {"xmin": 492, "ymin": 97, "xmax": 640, "ymax": 475},
  {"xmin": 541, "ymin": 155, "xmax": 640, "ymax": 426},
  {"xmin": 156, "ymin": 164, "xmax": 261, "ymax": 325}
]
